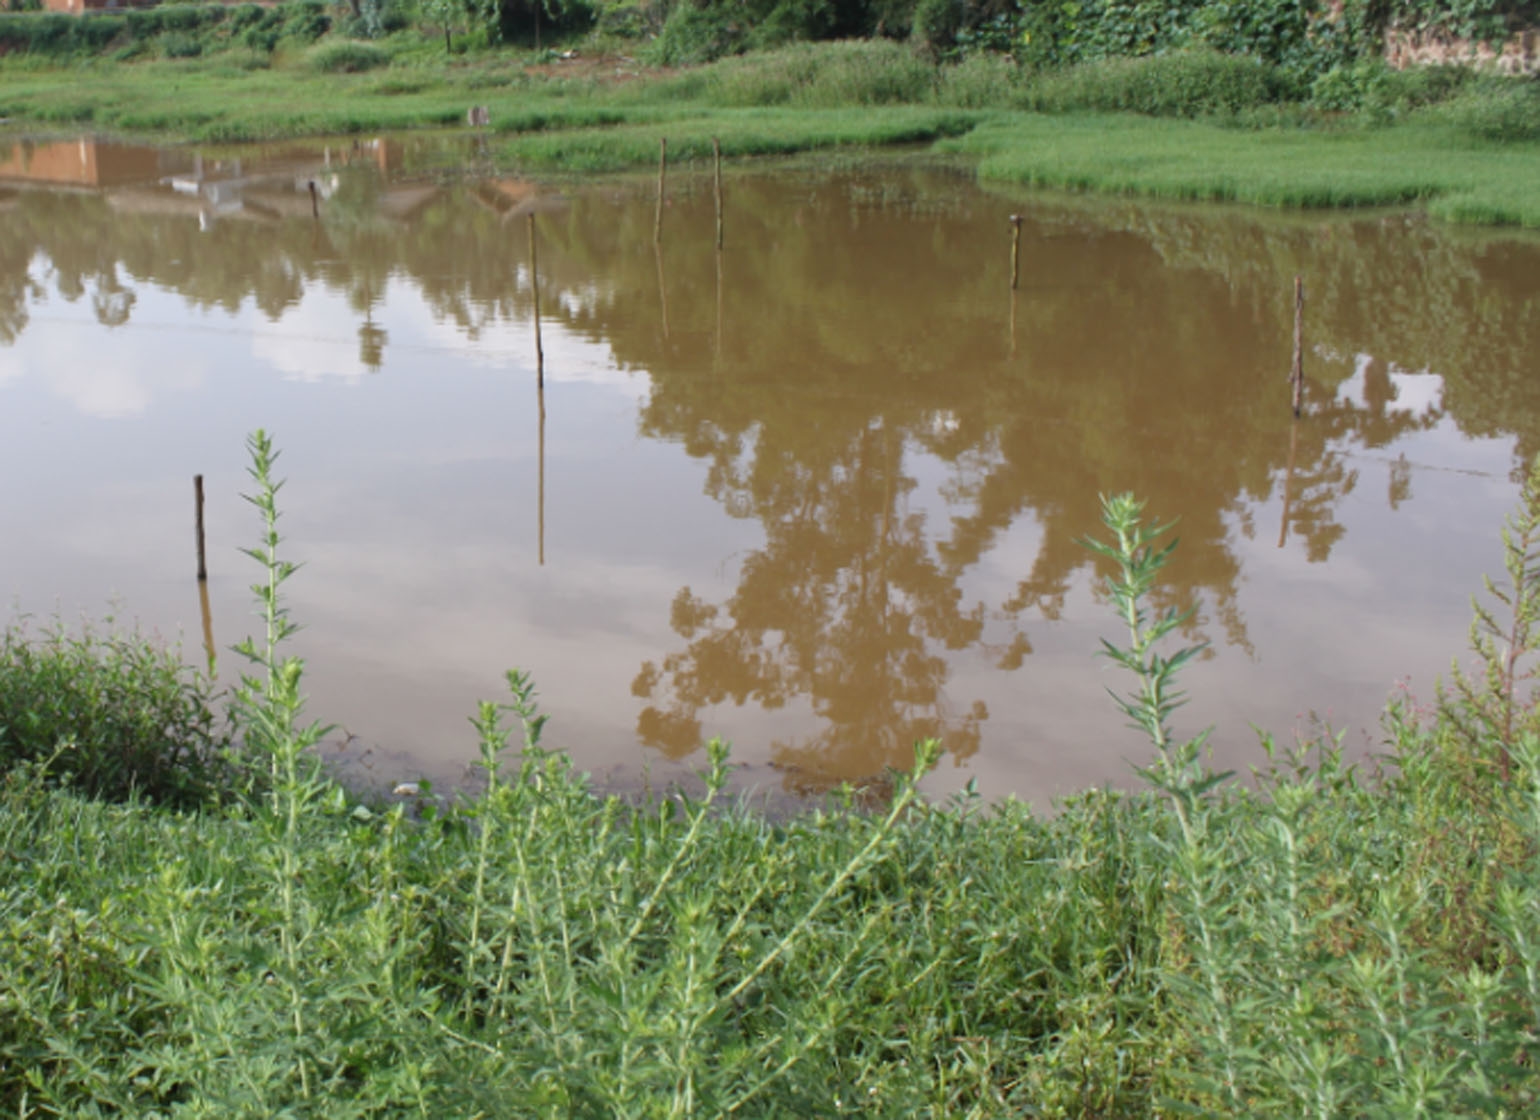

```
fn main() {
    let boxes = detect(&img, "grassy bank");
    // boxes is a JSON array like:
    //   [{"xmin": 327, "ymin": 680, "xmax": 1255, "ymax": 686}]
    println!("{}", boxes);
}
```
[
  {"xmin": 945, "ymin": 113, "xmax": 1540, "ymax": 227},
  {"xmin": 2, "ymin": 31, "xmax": 1539, "ymax": 225},
  {"xmin": 2, "ymin": 432, "xmax": 1539, "ymax": 1114}
]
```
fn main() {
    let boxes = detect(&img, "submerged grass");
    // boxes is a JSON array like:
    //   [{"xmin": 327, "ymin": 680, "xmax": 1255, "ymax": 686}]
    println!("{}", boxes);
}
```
[{"xmin": 3, "ymin": 433, "xmax": 1540, "ymax": 1114}]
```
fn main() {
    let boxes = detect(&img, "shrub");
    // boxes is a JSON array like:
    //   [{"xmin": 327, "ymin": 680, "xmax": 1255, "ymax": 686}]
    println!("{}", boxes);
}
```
[
  {"xmin": 227, "ymin": 2, "xmax": 266, "ymax": 32},
  {"xmin": 1438, "ymin": 79, "xmax": 1540, "ymax": 141},
  {"xmin": 652, "ymin": 2, "xmax": 742, "ymax": 65},
  {"xmin": 910, "ymin": 0, "xmax": 961, "ymax": 56},
  {"xmin": 0, "ymin": 617, "xmax": 232, "ymax": 808},
  {"xmin": 1026, "ymin": 49, "xmax": 1284, "ymax": 117},
  {"xmin": 160, "ymin": 31, "xmax": 203, "ymax": 59},
  {"xmin": 306, "ymin": 39, "xmax": 390, "ymax": 73},
  {"xmin": 797, "ymin": 37, "xmax": 933, "ymax": 105},
  {"xmin": 280, "ymin": 0, "xmax": 331, "ymax": 45},
  {"xmin": 703, "ymin": 39, "xmax": 933, "ymax": 107},
  {"xmin": 935, "ymin": 51, "xmax": 1024, "ymax": 107},
  {"xmin": 1312, "ymin": 58, "xmax": 1471, "ymax": 120}
]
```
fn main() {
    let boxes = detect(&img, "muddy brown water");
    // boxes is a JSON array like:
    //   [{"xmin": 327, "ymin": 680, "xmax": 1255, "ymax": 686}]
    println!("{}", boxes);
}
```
[{"xmin": 2, "ymin": 135, "xmax": 1538, "ymax": 807}]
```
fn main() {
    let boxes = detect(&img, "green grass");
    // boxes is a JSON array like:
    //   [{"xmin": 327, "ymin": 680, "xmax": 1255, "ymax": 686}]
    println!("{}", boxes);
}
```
[
  {"xmin": 495, "ymin": 106, "xmax": 980, "ymax": 172},
  {"xmin": 3, "ymin": 434, "xmax": 1540, "ymax": 1113},
  {"xmin": 944, "ymin": 113, "xmax": 1540, "ymax": 226}
]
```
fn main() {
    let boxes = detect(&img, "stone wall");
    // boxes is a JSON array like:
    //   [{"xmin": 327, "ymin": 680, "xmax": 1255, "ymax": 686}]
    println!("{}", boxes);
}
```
[{"xmin": 1385, "ymin": 24, "xmax": 1540, "ymax": 75}]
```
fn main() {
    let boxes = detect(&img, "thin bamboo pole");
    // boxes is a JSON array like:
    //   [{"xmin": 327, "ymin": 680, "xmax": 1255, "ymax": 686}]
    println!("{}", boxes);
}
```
[
  {"xmin": 194, "ymin": 474, "xmax": 207, "ymax": 581},
  {"xmin": 1010, "ymin": 214, "xmax": 1022, "ymax": 291},
  {"xmin": 713, "ymin": 137, "xmax": 724, "ymax": 251},
  {"xmin": 529, "ymin": 214, "xmax": 543, "ymax": 389},
  {"xmin": 654, "ymin": 138, "xmax": 667, "ymax": 245},
  {"xmin": 1291, "ymin": 275, "xmax": 1304, "ymax": 418}
]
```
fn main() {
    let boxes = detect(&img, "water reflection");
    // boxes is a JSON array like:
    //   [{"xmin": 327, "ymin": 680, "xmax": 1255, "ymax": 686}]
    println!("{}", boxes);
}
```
[{"xmin": 1, "ymin": 139, "xmax": 1536, "ymax": 800}]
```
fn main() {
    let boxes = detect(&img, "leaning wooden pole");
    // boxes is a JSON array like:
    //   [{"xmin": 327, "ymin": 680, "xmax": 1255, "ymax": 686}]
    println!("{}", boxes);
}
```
[
  {"xmin": 712, "ymin": 137, "xmax": 724, "ymax": 251},
  {"xmin": 1010, "ymin": 214, "xmax": 1022, "ymax": 291},
  {"xmin": 529, "ymin": 213, "xmax": 544, "ymax": 389},
  {"xmin": 1291, "ymin": 275, "xmax": 1304, "ymax": 418},
  {"xmin": 654, "ymin": 138, "xmax": 668, "ymax": 245}
]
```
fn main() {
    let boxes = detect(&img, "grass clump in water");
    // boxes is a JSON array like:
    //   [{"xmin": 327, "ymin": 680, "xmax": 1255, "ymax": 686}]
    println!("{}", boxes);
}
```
[{"xmin": 2, "ymin": 435, "xmax": 1540, "ymax": 1114}]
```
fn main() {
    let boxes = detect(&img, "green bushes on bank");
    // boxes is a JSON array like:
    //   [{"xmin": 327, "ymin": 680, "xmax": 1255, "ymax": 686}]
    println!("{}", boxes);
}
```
[
  {"xmin": 1439, "ymin": 78, "xmax": 1540, "ymax": 141},
  {"xmin": 306, "ymin": 37, "xmax": 391, "ymax": 72},
  {"xmin": 0, "ymin": 2, "xmax": 331, "ymax": 60},
  {"xmin": 0, "ymin": 617, "xmax": 232, "ymax": 808},
  {"xmin": 1025, "ymin": 49, "xmax": 1285, "ymax": 117}
]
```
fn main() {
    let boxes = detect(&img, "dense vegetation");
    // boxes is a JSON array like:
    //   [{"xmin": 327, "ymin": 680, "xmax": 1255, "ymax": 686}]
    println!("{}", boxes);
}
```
[{"xmin": 1, "ymin": 432, "xmax": 1538, "ymax": 1114}]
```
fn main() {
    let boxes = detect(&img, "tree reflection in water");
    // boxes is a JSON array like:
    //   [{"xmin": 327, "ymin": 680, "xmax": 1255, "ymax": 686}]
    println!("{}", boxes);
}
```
[{"xmin": 0, "ymin": 148, "xmax": 1532, "ymax": 793}]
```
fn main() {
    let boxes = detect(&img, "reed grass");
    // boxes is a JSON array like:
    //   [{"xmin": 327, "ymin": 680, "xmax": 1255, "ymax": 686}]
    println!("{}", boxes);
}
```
[{"xmin": 1, "ymin": 438, "xmax": 1538, "ymax": 1114}]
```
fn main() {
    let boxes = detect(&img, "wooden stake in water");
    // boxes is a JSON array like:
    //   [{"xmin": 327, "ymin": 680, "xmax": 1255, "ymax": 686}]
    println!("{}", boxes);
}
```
[
  {"xmin": 1291, "ymin": 275, "xmax": 1304, "ymax": 418},
  {"xmin": 654, "ymin": 138, "xmax": 667, "ymax": 245},
  {"xmin": 713, "ymin": 137, "xmax": 724, "ymax": 251},
  {"xmin": 528, "ymin": 213, "xmax": 543, "ymax": 389},
  {"xmin": 308, "ymin": 180, "xmax": 319, "ymax": 220},
  {"xmin": 194, "ymin": 474, "xmax": 208, "ymax": 582},
  {"xmin": 1010, "ymin": 214, "xmax": 1022, "ymax": 291}
]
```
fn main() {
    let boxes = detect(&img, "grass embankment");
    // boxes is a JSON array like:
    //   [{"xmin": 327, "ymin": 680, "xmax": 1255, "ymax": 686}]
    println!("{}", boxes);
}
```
[
  {"xmin": 3, "ymin": 433, "xmax": 1540, "ymax": 1115},
  {"xmin": 2, "ymin": 26, "xmax": 1539, "ymax": 224},
  {"xmin": 946, "ymin": 113, "xmax": 1540, "ymax": 227}
]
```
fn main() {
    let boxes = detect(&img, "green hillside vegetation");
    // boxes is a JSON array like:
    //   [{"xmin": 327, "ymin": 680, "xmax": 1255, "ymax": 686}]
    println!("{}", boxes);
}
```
[{"xmin": 2, "ymin": 431, "xmax": 1539, "ymax": 1114}]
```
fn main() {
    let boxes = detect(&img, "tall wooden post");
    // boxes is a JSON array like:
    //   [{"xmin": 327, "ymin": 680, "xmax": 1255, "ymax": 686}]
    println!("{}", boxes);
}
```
[
  {"xmin": 308, "ymin": 180, "xmax": 319, "ymax": 220},
  {"xmin": 712, "ymin": 137, "xmax": 723, "ymax": 251},
  {"xmin": 1291, "ymin": 275, "xmax": 1304, "ymax": 418},
  {"xmin": 529, "ymin": 214, "xmax": 543, "ymax": 389},
  {"xmin": 654, "ymin": 138, "xmax": 667, "ymax": 245},
  {"xmin": 1010, "ymin": 214, "xmax": 1022, "ymax": 291},
  {"xmin": 194, "ymin": 474, "xmax": 207, "ymax": 582}
]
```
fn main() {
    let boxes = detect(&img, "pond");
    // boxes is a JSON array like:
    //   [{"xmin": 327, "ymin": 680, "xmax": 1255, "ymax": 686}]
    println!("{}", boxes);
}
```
[{"xmin": 2, "ymin": 134, "xmax": 1537, "ymax": 807}]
